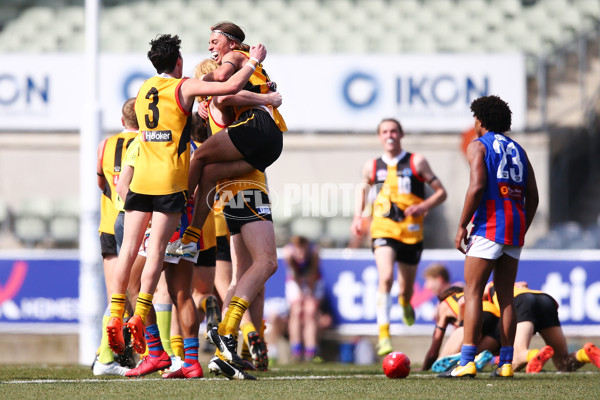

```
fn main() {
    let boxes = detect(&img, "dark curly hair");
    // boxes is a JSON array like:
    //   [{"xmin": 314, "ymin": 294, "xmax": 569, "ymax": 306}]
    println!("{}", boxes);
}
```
[
  {"xmin": 147, "ymin": 34, "xmax": 181, "ymax": 74},
  {"xmin": 470, "ymin": 95, "xmax": 512, "ymax": 134}
]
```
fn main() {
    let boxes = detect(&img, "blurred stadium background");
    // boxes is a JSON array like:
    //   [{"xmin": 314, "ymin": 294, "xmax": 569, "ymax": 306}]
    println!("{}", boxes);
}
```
[{"xmin": 0, "ymin": 0, "xmax": 598, "ymax": 366}]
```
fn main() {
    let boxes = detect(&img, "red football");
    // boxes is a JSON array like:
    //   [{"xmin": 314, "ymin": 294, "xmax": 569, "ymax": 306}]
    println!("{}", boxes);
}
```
[{"xmin": 383, "ymin": 351, "xmax": 411, "ymax": 379}]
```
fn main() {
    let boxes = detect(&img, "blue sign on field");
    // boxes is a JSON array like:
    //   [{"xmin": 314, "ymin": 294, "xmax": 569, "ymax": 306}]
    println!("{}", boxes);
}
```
[{"xmin": 1, "ymin": 250, "xmax": 599, "ymax": 330}]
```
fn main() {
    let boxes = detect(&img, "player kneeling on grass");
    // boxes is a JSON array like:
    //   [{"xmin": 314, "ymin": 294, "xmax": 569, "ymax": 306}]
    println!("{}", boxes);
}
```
[{"xmin": 484, "ymin": 282, "xmax": 600, "ymax": 374}]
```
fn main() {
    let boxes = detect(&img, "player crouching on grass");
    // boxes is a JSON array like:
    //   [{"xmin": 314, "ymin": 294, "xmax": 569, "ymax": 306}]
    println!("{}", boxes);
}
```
[{"xmin": 484, "ymin": 282, "xmax": 600, "ymax": 374}]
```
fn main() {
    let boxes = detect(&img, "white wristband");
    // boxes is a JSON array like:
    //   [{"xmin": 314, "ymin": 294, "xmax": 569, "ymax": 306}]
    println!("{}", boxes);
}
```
[
  {"xmin": 250, "ymin": 57, "xmax": 260, "ymax": 64},
  {"xmin": 245, "ymin": 62, "xmax": 256, "ymax": 71}
]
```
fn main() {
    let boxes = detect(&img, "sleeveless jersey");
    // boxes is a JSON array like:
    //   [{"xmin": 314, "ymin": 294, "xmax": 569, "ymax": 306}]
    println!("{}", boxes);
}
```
[
  {"xmin": 232, "ymin": 50, "xmax": 287, "ymax": 132},
  {"xmin": 443, "ymin": 292, "xmax": 464, "ymax": 317},
  {"xmin": 99, "ymin": 130, "xmax": 138, "ymax": 234},
  {"xmin": 206, "ymin": 97, "xmax": 268, "ymax": 197},
  {"xmin": 131, "ymin": 75, "xmax": 192, "ymax": 195},
  {"xmin": 482, "ymin": 300, "xmax": 500, "ymax": 317},
  {"xmin": 370, "ymin": 152, "xmax": 425, "ymax": 244},
  {"xmin": 471, "ymin": 132, "xmax": 528, "ymax": 246},
  {"xmin": 490, "ymin": 285, "xmax": 557, "ymax": 310}
]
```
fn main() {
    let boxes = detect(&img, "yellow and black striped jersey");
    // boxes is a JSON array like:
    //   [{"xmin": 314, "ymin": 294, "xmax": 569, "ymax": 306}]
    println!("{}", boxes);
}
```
[
  {"xmin": 232, "ymin": 50, "xmax": 287, "ymax": 133},
  {"xmin": 370, "ymin": 152, "xmax": 426, "ymax": 244},
  {"xmin": 99, "ymin": 129, "xmax": 138, "ymax": 234}
]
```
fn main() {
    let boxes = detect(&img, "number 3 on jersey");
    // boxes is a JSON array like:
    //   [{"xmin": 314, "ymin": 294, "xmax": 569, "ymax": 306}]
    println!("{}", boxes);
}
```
[
  {"xmin": 493, "ymin": 137, "xmax": 523, "ymax": 183},
  {"xmin": 145, "ymin": 87, "xmax": 159, "ymax": 129}
]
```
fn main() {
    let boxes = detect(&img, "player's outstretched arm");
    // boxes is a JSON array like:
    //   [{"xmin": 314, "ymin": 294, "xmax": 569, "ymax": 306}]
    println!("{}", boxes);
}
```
[
  {"xmin": 181, "ymin": 45, "xmax": 267, "ymax": 101},
  {"xmin": 216, "ymin": 90, "xmax": 282, "ymax": 108},
  {"xmin": 405, "ymin": 154, "xmax": 447, "ymax": 217}
]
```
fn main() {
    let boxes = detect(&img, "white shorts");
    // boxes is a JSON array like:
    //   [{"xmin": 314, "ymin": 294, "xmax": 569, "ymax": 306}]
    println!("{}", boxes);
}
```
[
  {"xmin": 138, "ymin": 228, "xmax": 199, "ymax": 264},
  {"xmin": 285, "ymin": 279, "xmax": 325, "ymax": 304},
  {"xmin": 466, "ymin": 235, "xmax": 522, "ymax": 260}
]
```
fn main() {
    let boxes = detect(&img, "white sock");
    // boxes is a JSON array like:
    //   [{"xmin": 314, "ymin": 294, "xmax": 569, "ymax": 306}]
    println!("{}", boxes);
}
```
[{"xmin": 376, "ymin": 291, "xmax": 392, "ymax": 326}]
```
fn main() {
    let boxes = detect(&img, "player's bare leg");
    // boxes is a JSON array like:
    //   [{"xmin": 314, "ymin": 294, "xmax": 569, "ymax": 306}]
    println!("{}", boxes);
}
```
[
  {"xmin": 397, "ymin": 261, "xmax": 418, "ymax": 326},
  {"xmin": 374, "ymin": 247, "xmax": 395, "ymax": 355}
]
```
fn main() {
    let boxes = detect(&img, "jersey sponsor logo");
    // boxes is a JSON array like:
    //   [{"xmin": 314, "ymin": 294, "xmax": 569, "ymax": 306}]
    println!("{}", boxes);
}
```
[
  {"xmin": 498, "ymin": 182, "xmax": 523, "ymax": 201},
  {"xmin": 257, "ymin": 206, "xmax": 271, "ymax": 215},
  {"xmin": 407, "ymin": 224, "xmax": 420, "ymax": 232},
  {"xmin": 376, "ymin": 169, "xmax": 387, "ymax": 181},
  {"xmin": 142, "ymin": 130, "xmax": 172, "ymax": 142},
  {"xmin": 399, "ymin": 167, "xmax": 413, "ymax": 177}
]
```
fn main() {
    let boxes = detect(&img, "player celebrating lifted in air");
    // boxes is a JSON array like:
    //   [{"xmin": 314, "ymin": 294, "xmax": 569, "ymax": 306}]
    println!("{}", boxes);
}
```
[
  {"xmin": 166, "ymin": 22, "xmax": 285, "ymax": 380},
  {"xmin": 106, "ymin": 34, "xmax": 267, "ymax": 377},
  {"xmin": 440, "ymin": 95, "xmax": 539, "ymax": 378},
  {"xmin": 351, "ymin": 118, "xmax": 446, "ymax": 357}
]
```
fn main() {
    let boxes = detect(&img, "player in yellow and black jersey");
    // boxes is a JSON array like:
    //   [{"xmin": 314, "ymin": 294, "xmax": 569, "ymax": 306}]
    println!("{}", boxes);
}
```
[
  {"xmin": 351, "ymin": 118, "xmax": 447, "ymax": 357},
  {"xmin": 106, "ymin": 34, "xmax": 267, "ymax": 379},
  {"xmin": 484, "ymin": 282, "xmax": 600, "ymax": 373},
  {"xmin": 181, "ymin": 57, "xmax": 281, "ymax": 375},
  {"xmin": 93, "ymin": 98, "xmax": 138, "ymax": 376},
  {"xmin": 421, "ymin": 286, "xmax": 498, "ymax": 372}
]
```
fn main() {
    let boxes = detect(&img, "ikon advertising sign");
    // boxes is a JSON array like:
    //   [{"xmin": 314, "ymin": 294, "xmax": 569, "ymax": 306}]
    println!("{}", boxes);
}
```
[{"xmin": 0, "ymin": 53, "xmax": 525, "ymax": 133}]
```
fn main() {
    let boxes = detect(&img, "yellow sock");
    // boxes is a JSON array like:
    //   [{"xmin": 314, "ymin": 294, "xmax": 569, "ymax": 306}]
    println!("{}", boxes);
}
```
[
  {"xmin": 110, "ymin": 294, "xmax": 126, "ymax": 320},
  {"xmin": 134, "ymin": 292, "xmax": 154, "ymax": 324},
  {"xmin": 181, "ymin": 226, "xmax": 202, "ymax": 245},
  {"xmin": 379, "ymin": 323, "xmax": 391, "ymax": 340},
  {"xmin": 171, "ymin": 335, "xmax": 184, "ymax": 359},
  {"xmin": 98, "ymin": 314, "xmax": 114, "ymax": 364},
  {"xmin": 200, "ymin": 297, "xmax": 208, "ymax": 312},
  {"xmin": 155, "ymin": 304, "xmax": 173, "ymax": 357},
  {"xmin": 241, "ymin": 321, "xmax": 257, "ymax": 344},
  {"xmin": 527, "ymin": 349, "xmax": 540, "ymax": 362},
  {"xmin": 260, "ymin": 319, "xmax": 266, "ymax": 341},
  {"xmin": 218, "ymin": 296, "xmax": 249, "ymax": 336},
  {"xmin": 241, "ymin": 340, "xmax": 251, "ymax": 360},
  {"xmin": 576, "ymin": 348, "xmax": 591, "ymax": 363},
  {"xmin": 399, "ymin": 296, "xmax": 408, "ymax": 307}
]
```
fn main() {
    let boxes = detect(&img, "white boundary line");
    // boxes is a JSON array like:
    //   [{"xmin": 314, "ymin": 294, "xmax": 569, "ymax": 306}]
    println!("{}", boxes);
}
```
[{"xmin": 3, "ymin": 371, "xmax": 598, "ymax": 384}]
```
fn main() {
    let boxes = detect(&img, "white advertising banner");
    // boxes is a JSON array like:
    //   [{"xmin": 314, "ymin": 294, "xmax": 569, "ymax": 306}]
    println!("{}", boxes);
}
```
[{"xmin": 0, "ymin": 53, "xmax": 526, "ymax": 132}]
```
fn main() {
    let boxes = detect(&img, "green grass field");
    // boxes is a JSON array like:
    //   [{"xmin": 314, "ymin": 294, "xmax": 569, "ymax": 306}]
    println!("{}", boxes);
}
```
[
  {"xmin": 0, "ymin": 363, "xmax": 600, "ymax": 400},
  {"xmin": 1, "ymin": 362, "xmax": 599, "ymax": 400}
]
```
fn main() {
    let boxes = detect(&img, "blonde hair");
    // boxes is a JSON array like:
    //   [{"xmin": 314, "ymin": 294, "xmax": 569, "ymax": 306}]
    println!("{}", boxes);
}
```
[
  {"xmin": 122, "ymin": 97, "xmax": 138, "ymax": 130},
  {"xmin": 194, "ymin": 59, "xmax": 219, "ymax": 102}
]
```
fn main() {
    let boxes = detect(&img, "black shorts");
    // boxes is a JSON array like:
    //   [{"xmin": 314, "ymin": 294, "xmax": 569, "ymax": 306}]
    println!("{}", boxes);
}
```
[
  {"xmin": 100, "ymin": 232, "xmax": 118, "ymax": 258},
  {"xmin": 228, "ymin": 108, "xmax": 283, "ymax": 172},
  {"xmin": 195, "ymin": 246, "xmax": 216, "ymax": 267},
  {"xmin": 124, "ymin": 190, "xmax": 187, "ymax": 214},
  {"xmin": 481, "ymin": 311, "xmax": 500, "ymax": 343},
  {"xmin": 216, "ymin": 235, "xmax": 232, "ymax": 262},
  {"xmin": 224, "ymin": 189, "xmax": 273, "ymax": 235},
  {"xmin": 371, "ymin": 238, "xmax": 423, "ymax": 265},
  {"xmin": 515, "ymin": 293, "xmax": 560, "ymax": 333}
]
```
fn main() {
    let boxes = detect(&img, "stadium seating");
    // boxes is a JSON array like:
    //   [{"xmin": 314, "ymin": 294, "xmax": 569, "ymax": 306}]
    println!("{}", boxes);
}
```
[
  {"xmin": 12, "ymin": 197, "xmax": 54, "ymax": 247},
  {"xmin": 532, "ymin": 221, "xmax": 600, "ymax": 249},
  {"xmin": 49, "ymin": 196, "xmax": 80, "ymax": 246},
  {"xmin": 0, "ymin": 0, "xmax": 599, "ymax": 68}
]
